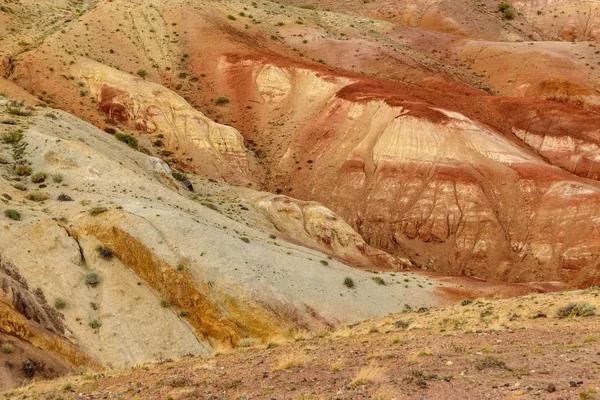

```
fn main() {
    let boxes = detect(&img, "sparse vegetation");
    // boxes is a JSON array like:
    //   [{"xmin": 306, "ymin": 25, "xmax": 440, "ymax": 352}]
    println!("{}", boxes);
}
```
[
  {"xmin": 240, "ymin": 236, "xmax": 250, "ymax": 243},
  {"xmin": 52, "ymin": 173, "xmax": 64, "ymax": 183},
  {"xmin": 14, "ymin": 164, "xmax": 32, "ymax": 176},
  {"xmin": 1, "ymin": 342, "xmax": 15, "ymax": 354},
  {"xmin": 344, "ymin": 277, "xmax": 355, "ymax": 288},
  {"xmin": 556, "ymin": 302, "xmax": 596, "ymax": 319},
  {"xmin": 474, "ymin": 356, "xmax": 508, "ymax": 371},
  {"xmin": 54, "ymin": 297, "xmax": 67, "ymax": 309},
  {"xmin": 89, "ymin": 319, "xmax": 102, "ymax": 329},
  {"xmin": 351, "ymin": 365, "xmax": 385, "ymax": 387},
  {"xmin": 172, "ymin": 170, "xmax": 187, "ymax": 182},
  {"xmin": 136, "ymin": 69, "xmax": 147, "ymax": 78},
  {"xmin": 115, "ymin": 133, "xmax": 138, "ymax": 149},
  {"xmin": 85, "ymin": 272, "xmax": 101, "ymax": 287},
  {"xmin": 89, "ymin": 206, "xmax": 108, "ymax": 216},
  {"xmin": 30, "ymin": 172, "xmax": 47, "ymax": 183},
  {"xmin": 238, "ymin": 337, "xmax": 262, "ymax": 347},
  {"xmin": 215, "ymin": 96, "xmax": 230, "ymax": 105},
  {"xmin": 4, "ymin": 209, "xmax": 21, "ymax": 221},
  {"xmin": 372, "ymin": 276, "xmax": 385, "ymax": 285},
  {"xmin": 498, "ymin": 2, "xmax": 514, "ymax": 19},
  {"xmin": 5, "ymin": 100, "xmax": 33, "ymax": 116},
  {"xmin": 26, "ymin": 191, "xmax": 49, "ymax": 201},
  {"xmin": 273, "ymin": 352, "xmax": 309, "ymax": 371},
  {"xmin": 159, "ymin": 298, "xmax": 170, "ymax": 308}
]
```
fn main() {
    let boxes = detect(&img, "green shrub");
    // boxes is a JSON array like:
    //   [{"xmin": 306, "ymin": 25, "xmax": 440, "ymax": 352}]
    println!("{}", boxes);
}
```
[
  {"xmin": 4, "ymin": 209, "xmax": 21, "ymax": 221},
  {"xmin": 172, "ymin": 170, "xmax": 187, "ymax": 182},
  {"xmin": 269, "ymin": 234, "xmax": 277, "ymax": 239},
  {"xmin": 85, "ymin": 272, "xmax": 101, "ymax": 287},
  {"xmin": 5, "ymin": 100, "xmax": 33, "ymax": 116},
  {"xmin": 54, "ymin": 297, "xmax": 67, "ymax": 309},
  {"xmin": 498, "ymin": 2, "xmax": 514, "ymax": 19},
  {"xmin": 136, "ymin": 69, "xmax": 147, "ymax": 78},
  {"xmin": 160, "ymin": 298, "xmax": 170, "ymax": 308},
  {"xmin": 227, "ymin": 14, "xmax": 237, "ymax": 20},
  {"xmin": 31, "ymin": 172, "xmax": 47, "ymax": 183},
  {"xmin": 343, "ymin": 277, "xmax": 355, "ymax": 288},
  {"xmin": 1, "ymin": 130, "xmax": 23, "ymax": 144},
  {"xmin": 372, "ymin": 276, "xmax": 385, "ymax": 285},
  {"xmin": 319, "ymin": 260, "xmax": 329, "ymax": 266},
  {"xmin": 115, "ymin": 133, "xmax": 138, "ymax": 149},
  {"xmin": 13, "ymin": 182, "xmax": 26, "ymax": 191},
  {"xmin": 215, "ymin": 96, "xmax": 230, "ymax": 105},
  {"xmin": 240, "ymin": 236, "xmax": 250, "ymax": 243},
  {"xmin": 89, "ymin": 319, "xmax": 102, "ymax": 329},
  {"xmin": 556, "ymin": 302, "xmax": 596, "ymax": 319}
]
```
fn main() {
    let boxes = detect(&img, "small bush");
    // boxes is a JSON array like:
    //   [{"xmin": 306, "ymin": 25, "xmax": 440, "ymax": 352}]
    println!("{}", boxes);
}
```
[
  {"xmin": 172, "ymin": 170, "xmax": 187, "ymax": 182},
  {"xmin": 372, "ymin": 276, "xmax": 385, "ymax": 285},
  {"xmin": 54, "ymin": 297, "xmax": 67, "ymax": 309},
  {"xmin": 14, "ymin": 164, "xmax": 32, "ymax": 176},
  {"xmin": 227, "ymin": 14, "xmax": 237, "ymax": 20},
  {"xmin": 104, "ymin": 127, "xmax": 116, "ymax": 134},
  {"xmin": 215, "ymin": 96, "xmax": 230, "ymax": 105},
  {"xmin": 96, "ymin": 245, "xmax": 113, "ymax": 260},
  {"xmin": 320, "ymin": 260, "xmax": 329, "ymax": 266},
  {"xmin": 556, "ymin": 302, "xmax": 596, "ymax": 319},
  {"xmin": 26, "ymin": 191, "xmax": 49, "ymax": 201},
  {"xmin": 13, "ymin": 182, "xmax": 26, "ymax": 191},
  {"xmin": 136, "ymin": 69, "xmax": 147, "ymax": 78},
  {"xmin": 1, "ymin": 130, "xmax": 23, "ymax": 144},
  {"xmin": 240, "ymin": 236, "xmax": 250, "ymax": 243},
  {"xmin": 30, "ymin": 172, "xmax": 47, "ymax": 183},
  {"xmin": 461, "ymin": 299, "xmax": 473, "ymax": 306},
  {"xmin": 269, "ymin": 233, "xmax": 277, "ymax": 239},
  {"xmin": 5, "ymin": 100, "xmax": 33, "ymax": 116},
  {"xmin": 159, "ymin": 298, "xmax": 170, "ymax": 308},
  {"xmin": 115, "ymin": 133, "xmax": 138, "ymax": 149},
  {"xmin": 343, "ymin": 277, "xmax": 355, "ymax": 288},
  {"xmin": 52, "ymin": 173, "xmax": 64, "ymax": 183},
  {"xmin": 4, "ymin": 209, "xmax": 21, "ymax": 221},
  {"xmin": 1, "ymin": 342, "xmax": 15, "ymax": 354},
  {"xmin": 474, "ymin": 356, "xmax": 508, "ymax": 371},
  {"xmin": 85, "ymin": 272, "xmax": 101, "ymax": 287},
  {"xmin": 89, "ymin": 319, "xmax": 102, "ymax": 329},
  {"xmin": 89, "ymin": 206, "xmax": 108, "ymax": 216}
]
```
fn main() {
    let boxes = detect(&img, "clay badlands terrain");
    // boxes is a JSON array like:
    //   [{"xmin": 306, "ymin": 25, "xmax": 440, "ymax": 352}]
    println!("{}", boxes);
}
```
[{"xmin": 0, "ymin": 0, "xmax": 599, "ymax": 397}]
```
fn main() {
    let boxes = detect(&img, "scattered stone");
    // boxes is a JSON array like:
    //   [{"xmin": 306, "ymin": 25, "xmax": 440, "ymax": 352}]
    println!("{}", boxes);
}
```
[
  {"xmin": 57, "ymin": 194, "xmax": 73, "ymax": 201},
  {"xmin": 546, "ymin": 383, "xmax": 556, "ymax": 392}
]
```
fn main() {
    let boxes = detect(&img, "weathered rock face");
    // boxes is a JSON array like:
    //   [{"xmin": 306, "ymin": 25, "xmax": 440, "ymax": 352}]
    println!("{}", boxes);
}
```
[
  {"xmin": 246, "ymin": 193, "xmax": 410, "ymax": 270},
  {"xmin": 216, "ymin": 58, "xmax": 600, "ymax": 287},
  {"xmin": 73, "ymin": 59, "xmax": 258, "ymax": 185}
]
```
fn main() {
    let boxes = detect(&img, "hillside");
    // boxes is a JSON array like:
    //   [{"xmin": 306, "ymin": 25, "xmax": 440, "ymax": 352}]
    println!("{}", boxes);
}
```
[
  {"xmin": 0, "ymin": 0, "xmax": 599, "ymax": 393},
  {"xmin": 4, "ymin": 288, "xmax": 599, "ymax": 399}
]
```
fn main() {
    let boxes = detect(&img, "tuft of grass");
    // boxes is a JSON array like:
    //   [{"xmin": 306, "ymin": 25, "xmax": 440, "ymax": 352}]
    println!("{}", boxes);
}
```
[
  {"xmin": 85, "ymin": 272, "xmax": 101, "ymax": 287},
  {"xmin": 474, "ymin": 356, "xmax": 508, "ymax": 371},
  {"xmin": 159, "ymin": 298, "xmax": 170, "ymax": 308},
  {"xmin": 238, "ymin": 337, "xmax": 262, "ymax": 348},
  {"xmin": 54, "ymin": 297, "xmax": 67, "ymax": 309},
  {"xmin": 215, "ymin": 96, "xmax": 230, "ymax": 105},
  {"xmin": 30, "ymin": 172, "xmax": 47, "ymax": 183},
  {"xmin": 51, "ymin": 173, "xmax": 64, "ymax": 183},
  {"xmin": 4, "ymin": 209, "xmax": 21, "ymax": 221},
  {"xmin": 136, "ymin": 69, "xmax": 147, "ymax": 78},
  {"xmin": 351, "ymin": 365, "xmax": 385, "ymax": 387},
  {"xmin": 14, "ymin": 164, "xmax": 32, "ymax": 176},
  {"xmin": 89, "ymin": 206, "xmax": 108, "ymax": 216},
  {"xmin": 26, "ymin": 191, "xmax": 49, "ymax": 201},
  {"xmin": 343, "ymin": 277, "xmax": 355, "ymax": 288},
  {"xmin": 556, "ymin": 302, "xmax": 596, "ymax": 319},
  {"xmin": 372, "ymin": 276, "xmax": 385, "ymax": 285},
  {"xmin": 5, "ymin": 100, "xmax": 33, "ymax": 116},
  {"xmin": 272, "ymin": 352, "xmax": 309, "ymax": 371}
]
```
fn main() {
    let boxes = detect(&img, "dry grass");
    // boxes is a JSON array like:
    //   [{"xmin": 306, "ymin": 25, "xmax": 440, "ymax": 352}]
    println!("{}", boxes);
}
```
[
  {"xmin": 238, "ymin": 337, "xmax": 262, "ymax": 348},
  {"xmin": 272, "ymin": 352, "xmax": 310, "ymax": 371},
  {"xmin": 350, "ymin": 365, "xmax": 386, "ymax": 387}
]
